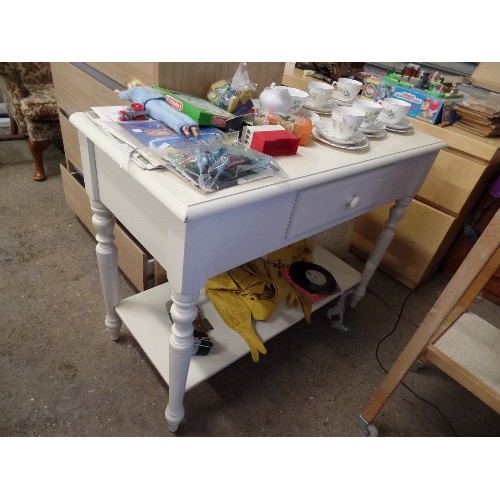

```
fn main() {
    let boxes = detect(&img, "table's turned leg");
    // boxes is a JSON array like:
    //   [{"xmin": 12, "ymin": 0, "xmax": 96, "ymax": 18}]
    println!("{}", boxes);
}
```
[
  {"xmin": 350, "ymin": 196, "xmax": 411, "ymax": 308},
  {"xmin": 90, "ymin": 200, "xmax": 122, "ymax": 340},
  {"xmin": 165, "ymin": 290, "xmax": 199, "ymax": 432}
]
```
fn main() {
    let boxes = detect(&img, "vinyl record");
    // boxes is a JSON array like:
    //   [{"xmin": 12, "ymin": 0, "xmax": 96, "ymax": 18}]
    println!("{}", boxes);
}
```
[{"xmin": 288, "ymin": 261, "xmax": 338, "ymax": 294}]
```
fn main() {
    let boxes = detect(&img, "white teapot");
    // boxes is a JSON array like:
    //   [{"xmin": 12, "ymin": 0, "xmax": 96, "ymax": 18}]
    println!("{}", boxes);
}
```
[{"xmin": 258, "ymin": 83, "xmax": 293, "ymax": 113}]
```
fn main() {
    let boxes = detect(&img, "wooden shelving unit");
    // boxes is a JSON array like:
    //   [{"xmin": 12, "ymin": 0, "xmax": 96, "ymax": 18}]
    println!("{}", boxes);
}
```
[{"xmin": 358, "ymin": 208, "xmax": 500, "ymax": 436}]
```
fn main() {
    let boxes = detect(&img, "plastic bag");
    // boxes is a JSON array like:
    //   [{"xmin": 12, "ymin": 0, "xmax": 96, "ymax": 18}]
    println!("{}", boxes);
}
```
[
  {"xmin": 207, "ymin": 62, "xmax": 257, "ymax": 115},
  {"xmin": 162, "ymin": 140, "xmax": 286, "ymax": 193}
]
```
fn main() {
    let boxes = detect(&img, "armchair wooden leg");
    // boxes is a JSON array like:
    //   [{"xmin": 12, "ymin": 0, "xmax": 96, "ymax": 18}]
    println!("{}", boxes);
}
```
[
  {"xmin": 29, "ymin": 139, "xmax": 51, "ymax": 181},
  {"xmin": 11, "ymin": 117, "xmax": 18, "ymax": 136}
]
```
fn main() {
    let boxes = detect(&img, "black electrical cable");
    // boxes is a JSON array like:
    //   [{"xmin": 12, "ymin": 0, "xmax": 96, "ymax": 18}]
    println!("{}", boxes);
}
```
[{"xmin": 374, "ymin": 278, "xmax": 459, "ymax": 437}]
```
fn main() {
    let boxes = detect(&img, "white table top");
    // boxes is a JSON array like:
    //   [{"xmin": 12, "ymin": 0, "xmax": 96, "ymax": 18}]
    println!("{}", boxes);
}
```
[{"xmin": 70, "ymin": 112, "xmax": 446, "ymax": 223}]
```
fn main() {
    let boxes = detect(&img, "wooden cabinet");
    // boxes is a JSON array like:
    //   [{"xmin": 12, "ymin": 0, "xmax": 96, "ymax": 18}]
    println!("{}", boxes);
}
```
[
  {"xmin": 349, "ymin": 121, "xmax": 500, "ymax": 289},
  {"xmin": 51, "ymin": 62, "xmax": 286, "ymax": 291}
]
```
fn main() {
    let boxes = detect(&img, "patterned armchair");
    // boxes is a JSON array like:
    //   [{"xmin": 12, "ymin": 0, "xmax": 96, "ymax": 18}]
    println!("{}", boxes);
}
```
[{"xmin": 0, "ymin": 62, "xmax": 62, "ymax": 181}]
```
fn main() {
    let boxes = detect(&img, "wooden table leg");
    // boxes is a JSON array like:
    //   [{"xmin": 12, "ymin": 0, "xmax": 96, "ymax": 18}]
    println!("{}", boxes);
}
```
[
  {"xmin": 350, "ymin": 196, "xmax": 411, "ymax": 308},
  {"xmin": 165, "ymin": 289, "xmax": 199, "ymax": 432},
  {"xmin": 90, "ymin": 200, "xmax": 122, "ymax": 340}
]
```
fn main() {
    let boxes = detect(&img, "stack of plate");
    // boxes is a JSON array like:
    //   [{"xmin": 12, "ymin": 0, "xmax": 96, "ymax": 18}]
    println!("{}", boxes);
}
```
[
  {"xmin": 330, "ymin": 91, "xmax": 355, "ymax": 107},
  {"xmin": 304, "ymin": 95, "xmax": 354, "ymax": 114},
  {"xmin": 383, "ymin": 118, "xmax": 414, "ymax": 133},
  {"xmin": 312, "ymin": 122, "xmax": 369, "ymax": 150},
  {"xmin": 359, "ymin": 120, "xmax": 387, "ymax": 139},
  {"xmin": 303, "ymin": 101, "xmax": 336, "ymax": 115}
]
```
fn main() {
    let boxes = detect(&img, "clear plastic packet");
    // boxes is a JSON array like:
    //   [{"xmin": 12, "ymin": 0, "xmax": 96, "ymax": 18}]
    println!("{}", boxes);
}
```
[
  {"xmin": 162, "ymin": 139, "xmax": 286, "ymax": 193},
  {"xmin": 207, "ymin": 63, "xmax": 257, "ymax": 115}
]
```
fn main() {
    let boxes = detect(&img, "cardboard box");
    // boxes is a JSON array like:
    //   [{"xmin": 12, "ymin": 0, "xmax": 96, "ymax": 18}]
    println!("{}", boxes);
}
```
[
  {"xmin": 250, "ymin": 130, "xmax": 300, "ymax": 156},
  {"xmin": 360, "ymin": 76, "xmax": 382, "ymax": 100},
  {"xmin": 153, "ymin": 86, "xmax": 246, "ymax": 130},
  {"xmin": 360, "ymin": 76, "xmax": 461, "ymax": 125}
]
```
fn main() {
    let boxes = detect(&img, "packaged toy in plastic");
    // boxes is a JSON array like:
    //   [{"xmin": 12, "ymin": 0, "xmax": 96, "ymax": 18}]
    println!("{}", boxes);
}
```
[
  {"xmin": 207, "ymin": 62, "xmax": 257, "ymax": 115},
  {"xmin": 162, "ymin": 140, "xmax": 286, "ymax": 193}
]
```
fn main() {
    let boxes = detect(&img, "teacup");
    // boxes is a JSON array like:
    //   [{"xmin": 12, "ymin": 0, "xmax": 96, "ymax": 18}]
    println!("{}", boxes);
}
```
[
  {"xmin": 352, "ymin": 98, "xmax": 382, "ymax": 123},
  {"xmin": 306, "ymin": 81, "xmax": 333, "ymax": 108},
  {"xmin": 284, "ymin": 87, "xmax": 309, "ymax": 113},
  {"xmin": 378, "ymin": 97, "xmax": 412, "ymax": 125},
  {"xmin": 332, "ymin": 78, "xmax": 363, "ymax": 102},
  {"xmin": 330, "ymin": 106, "xmax": 366, "ymax": 139}
]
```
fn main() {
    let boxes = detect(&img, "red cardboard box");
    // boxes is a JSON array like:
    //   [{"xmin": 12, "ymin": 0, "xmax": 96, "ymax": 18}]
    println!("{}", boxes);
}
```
[{"xmin": 250, "ymin": 130, "xmax": 300, "ymax": 156}]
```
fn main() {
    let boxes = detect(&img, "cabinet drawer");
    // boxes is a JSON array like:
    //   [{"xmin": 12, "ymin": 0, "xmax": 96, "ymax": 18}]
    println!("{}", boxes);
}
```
[
  {"xmin": 417, "ymin": 149, "xmax": 486, "ymax": 215},
  {"xmin": 350, "ymin": 199, "xmax": 455, "ymax": 288},
  {"xmin": 59, "ymin": 112, "xmax": 82, "ymax": 172},
  {"xmin": 87, "ymin": 62, "xmax": 157, "ymax": 88},
  {"xmin": 156, "ymin": 62, "xmax": 286, "ymax": 98},
  {"xmin": 60, "ymin": 165, "xmax": 151, "ymax": 291},
  {"xmin": 287, "ymin": 162, "xmax": 422, "ymax": 240},
  {"xmin": 51, "ymin": 62, "xmax": 122, "ymax": 115}
]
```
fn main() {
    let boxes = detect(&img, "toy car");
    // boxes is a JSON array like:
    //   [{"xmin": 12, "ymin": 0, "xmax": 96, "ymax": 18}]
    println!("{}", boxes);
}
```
[{"xmin": 118, "ymin": 103, "xmax": 149, "ymax": 121}]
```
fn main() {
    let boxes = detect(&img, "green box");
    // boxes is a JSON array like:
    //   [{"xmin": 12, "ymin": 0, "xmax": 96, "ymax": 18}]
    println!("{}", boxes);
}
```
[{"xmin": 153, "ymin": 86, "xmax": 245, "ymax": 130}]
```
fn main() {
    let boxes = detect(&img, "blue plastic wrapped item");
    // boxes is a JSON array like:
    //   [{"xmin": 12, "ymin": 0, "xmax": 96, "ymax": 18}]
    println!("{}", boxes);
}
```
[{"xmin": 163, "ymin": 141, "xmax": 285, "ymax": 192}]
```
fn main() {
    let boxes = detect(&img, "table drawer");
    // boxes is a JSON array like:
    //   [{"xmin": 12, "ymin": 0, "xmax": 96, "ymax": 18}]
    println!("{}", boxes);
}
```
[{"xmin": 286, "ymin": 161, "xmax": 422, "ymax": 240}]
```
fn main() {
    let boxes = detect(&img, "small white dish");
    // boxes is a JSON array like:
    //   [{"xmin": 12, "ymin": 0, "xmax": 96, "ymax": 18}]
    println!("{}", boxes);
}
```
[
  {"xmin": 359, "ymin": 120, "xmax": 386, "ymax": 134},
  {"xmin": 312, "ymin": 127, "xmax": 369, "ymax": 150},
  {"xmin": 303, "ymin": 102, "xmax": 335, "ymax": 114},
  {"xmin": 384, "ymin": 118, "xmax": 413, "ymax": 130},
  {"xmin": 315, "ymin": 124, "xmax": 366, "ymax": 145},
  {"xmin": 331, "ymin": 90, "xmax": 354, "ymax": 104},
  {"xmin": 331, "ymin": 97, "xmax": 353, "ymax": 107},
  {"xmin": 363, "ymin": 129, "xmax": 387, "ymax": 139}
]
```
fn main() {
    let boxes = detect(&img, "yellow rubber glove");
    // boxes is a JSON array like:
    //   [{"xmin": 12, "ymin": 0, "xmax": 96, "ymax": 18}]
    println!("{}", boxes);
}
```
[
  {"xmin": 205, "ymin": 285, "xmax": 267, "ymax": 362},
  {"xmin": 205, "ymin": 239, "xmax": 316, "ymax": 361}
]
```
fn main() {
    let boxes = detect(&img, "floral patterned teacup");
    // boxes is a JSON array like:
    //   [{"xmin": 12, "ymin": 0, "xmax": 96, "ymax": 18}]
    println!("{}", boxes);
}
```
[
  {"xmin": 330, "ymin": 106, "xmax": 366, "ymax": 140},
  {"xmin": 306, "ymin": 81, "xmax": 334, "ymax": 108},
  {"xmin": 352, "ymin": 98, "xmax": 382, "ymax": 123},
  {"xmin": 332, "ymin": 78, "xmax": 363, "ymax": 102},
  {"xmin": 378, "ymin": 98, "xmax": 412, "ymax": 125}
]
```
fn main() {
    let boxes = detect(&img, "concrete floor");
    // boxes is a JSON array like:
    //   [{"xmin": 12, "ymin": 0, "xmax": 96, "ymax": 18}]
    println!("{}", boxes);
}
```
[{"xmin": 1, "ymin": 132, "xmax": 499, "ymax": 439}]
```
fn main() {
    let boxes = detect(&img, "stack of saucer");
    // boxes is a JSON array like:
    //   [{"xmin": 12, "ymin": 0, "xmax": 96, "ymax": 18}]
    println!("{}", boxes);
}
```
[
  {"xmin": 331, "ymin": 92, "xmax": 354, "ymax": 107},
  {"xmin": 304, "ymin": 100, "xmax": 336, "ymax": 114},
  {"xmin": 383, "ymin": 118, "xmax": 414, "ymax": 133},
  {"xmin": 312, "ymin": 121, "xmax": 369, "ymax": 150},
  {"xmin": 359, "ymin": 120, "xmax": 387, "ymax": 138}
]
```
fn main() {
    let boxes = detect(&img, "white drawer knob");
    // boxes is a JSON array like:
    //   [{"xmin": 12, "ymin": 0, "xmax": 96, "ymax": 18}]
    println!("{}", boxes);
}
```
[{"xmin": 346, "ymin": 195, "xmax": 360, "ymax": 209}]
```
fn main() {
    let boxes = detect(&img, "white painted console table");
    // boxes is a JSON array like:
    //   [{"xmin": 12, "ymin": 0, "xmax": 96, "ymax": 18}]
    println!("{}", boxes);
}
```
[{"xmin": 70, "ymin": 111, "xmax": 445, "ymax": 431}]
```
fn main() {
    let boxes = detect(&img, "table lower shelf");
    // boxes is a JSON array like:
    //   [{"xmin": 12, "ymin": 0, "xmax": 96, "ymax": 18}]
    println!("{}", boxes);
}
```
[
  {"xmin": 427, "ymin": 311, "xmax": 500, "ymax": 413},
  {"xmin": 115, "ymin": 245, "xmax": 362, "ymax": 391}
]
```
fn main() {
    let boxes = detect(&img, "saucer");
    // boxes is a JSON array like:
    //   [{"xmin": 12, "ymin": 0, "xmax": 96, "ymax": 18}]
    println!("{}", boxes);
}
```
[
  {"xmin": 384, "ymin": 118, "xmax": 413, "ymax": 131},
  {"xmin": 316, "ymin": 123, "xmax": 366, "ymax": 144},
  {"xmin": 331, "ymin": 91, "xmax": 354, "ymax": 105},
  {"xmin": 331, "ymin": 97, "xmax": 353, "ymax": 107},
  {"xmin": 359, "ymin": 120, "xmax": 386, "ymax": 134},
  {"xmin": 363, "ymin": 129, "xmax": 387, "ymax": 139},
  {"xmin": 303, "ymin": 102, "xmax": 335, "ymax": 114},
  {"xmin": 312, "ymin": 127, "xmax": 369, "ymax": 150}
]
